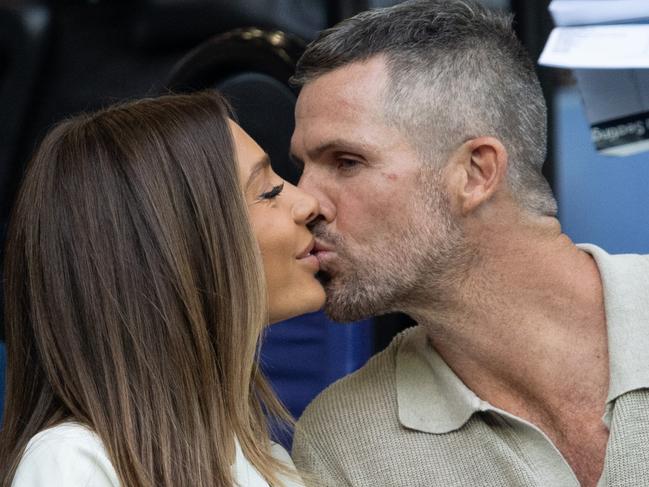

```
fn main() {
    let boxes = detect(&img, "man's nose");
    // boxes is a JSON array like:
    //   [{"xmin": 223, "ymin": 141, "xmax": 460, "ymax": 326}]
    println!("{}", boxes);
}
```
[{"xmin": 298, "ymin": 171, "xmax": 336, "ymax": 224}]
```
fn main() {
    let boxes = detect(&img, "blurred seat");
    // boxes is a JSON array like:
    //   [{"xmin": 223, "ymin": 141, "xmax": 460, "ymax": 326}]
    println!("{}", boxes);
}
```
[
  {"xmin": 166, "ymin": 29, "xmax": 374, "ymax": 440},
  {"xmin": 167, "ymin": 27, "xmax": 306, "ymax": 183}
]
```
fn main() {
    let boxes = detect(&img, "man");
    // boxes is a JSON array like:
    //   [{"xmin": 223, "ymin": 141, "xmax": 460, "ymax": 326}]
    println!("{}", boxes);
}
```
[{"xmin": 288, "ymin": 1, "xmax": 649, "ymax": 486}]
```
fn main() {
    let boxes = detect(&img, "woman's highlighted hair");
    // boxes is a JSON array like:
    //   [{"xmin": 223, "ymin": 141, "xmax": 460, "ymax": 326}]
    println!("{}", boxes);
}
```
[{"xmin": 0, "ymin": 91, "xmax": 292, "ymax": 486}]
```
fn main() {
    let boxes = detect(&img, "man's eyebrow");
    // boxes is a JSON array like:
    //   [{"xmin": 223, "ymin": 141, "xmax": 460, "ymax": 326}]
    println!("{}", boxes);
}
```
[
  {"xmin": 245, "ymin": 155, "xmax": 271, "ymax": 192},
  {"xmin": 306, "ymin": 139, "xmax": 372, "ymax": 160}
]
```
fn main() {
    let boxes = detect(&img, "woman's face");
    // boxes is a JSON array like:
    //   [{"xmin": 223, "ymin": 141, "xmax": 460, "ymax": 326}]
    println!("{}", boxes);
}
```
[{"xmin": 230, "ymin": 121, "xmax": 325, "ymax": 324}]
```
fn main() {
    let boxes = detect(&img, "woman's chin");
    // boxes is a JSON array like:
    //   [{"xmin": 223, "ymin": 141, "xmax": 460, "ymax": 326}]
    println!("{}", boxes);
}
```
[{"xmin": 267, "ymin": 288, "xmax": 326, "ymax": 325}]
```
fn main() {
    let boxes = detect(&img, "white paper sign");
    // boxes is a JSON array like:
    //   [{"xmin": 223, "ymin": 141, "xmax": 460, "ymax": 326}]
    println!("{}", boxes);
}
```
[
  {"xmin": 549, "ymin": 0, "xmax": 649, "ymax": 27},
  {"xmin": 539, "ymin": 25, "xmax": 649, "ymax": 69},
  {"xmin": 540, "ymin": 2, "xmax": 649, "ymax": 156}
]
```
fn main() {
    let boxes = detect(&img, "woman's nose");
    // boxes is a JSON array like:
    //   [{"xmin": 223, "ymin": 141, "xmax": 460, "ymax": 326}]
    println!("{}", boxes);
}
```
[{"xmin": 292, "ymin": 187, "xmax": 320, "ymax": 225}]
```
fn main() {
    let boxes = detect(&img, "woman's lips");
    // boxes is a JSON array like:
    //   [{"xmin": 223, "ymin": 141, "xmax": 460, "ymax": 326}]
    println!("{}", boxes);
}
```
[
  {"xmin": 298, "ymin": 253, "xmax": 320, "ymax": 271},
  {"xmin": 296, "ymin": 239, "xmax": 315, "ymax": 259},
  {"xmin": 297, "ymin": 239, "xmax": 320, "ymax": 271}
]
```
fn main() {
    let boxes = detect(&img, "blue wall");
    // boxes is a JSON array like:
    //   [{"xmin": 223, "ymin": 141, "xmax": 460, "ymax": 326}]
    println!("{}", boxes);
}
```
[
  {"xmin": 261, "ymin": 311, "xmax": 373, "ymax": 447},
  {"xmin": 261, "ymin": 311, "xmax": 373, "ymax": 419},
  {"xmin": 554, "ymin": 87, "xmax": 649, "ymax": 254}
]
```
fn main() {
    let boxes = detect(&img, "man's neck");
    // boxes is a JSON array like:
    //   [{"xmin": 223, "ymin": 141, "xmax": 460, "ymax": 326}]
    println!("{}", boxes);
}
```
[{"xmin": 407, "ymin": 225, "xmax": 609, "ymax": 424}]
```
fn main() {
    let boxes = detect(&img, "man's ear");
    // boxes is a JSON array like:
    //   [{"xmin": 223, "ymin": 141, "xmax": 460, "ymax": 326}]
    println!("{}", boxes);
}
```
[{"xmin": 448, "ymin": 136, "xmax": 508, "ymax": 216}]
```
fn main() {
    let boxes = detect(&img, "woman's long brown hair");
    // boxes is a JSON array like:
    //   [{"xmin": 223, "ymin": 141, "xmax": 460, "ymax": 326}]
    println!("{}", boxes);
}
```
[{"xmin": 0, "ymin": 91, "xmax": 292, "ymax": 486}]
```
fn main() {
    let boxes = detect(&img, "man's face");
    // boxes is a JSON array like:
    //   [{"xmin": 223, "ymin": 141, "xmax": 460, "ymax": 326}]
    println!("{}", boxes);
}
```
[{"xmin": 291, "ymin": 56, "xmax": 464, "ymax": 322}]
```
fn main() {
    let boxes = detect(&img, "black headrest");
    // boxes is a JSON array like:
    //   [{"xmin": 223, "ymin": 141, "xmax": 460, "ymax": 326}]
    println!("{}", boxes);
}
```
[{"xmin": 166, "ymin": 28, "xmax": 305, "ymax": 185}]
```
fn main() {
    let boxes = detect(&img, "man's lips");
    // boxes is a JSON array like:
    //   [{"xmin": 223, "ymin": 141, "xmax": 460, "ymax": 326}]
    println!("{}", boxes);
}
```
[
  {"xmin": 313, "ymin": 239, "xmax": 335, "ymax": 254},
  {"xmin": 312, "ymin": 240, "xmax": 337, "ymax": 268}
]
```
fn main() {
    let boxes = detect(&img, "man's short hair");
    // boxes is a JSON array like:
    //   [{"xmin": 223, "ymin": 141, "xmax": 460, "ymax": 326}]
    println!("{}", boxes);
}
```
[{"xmin": 292, "ymin": 0, "xmax": 557, "ymax": 216}]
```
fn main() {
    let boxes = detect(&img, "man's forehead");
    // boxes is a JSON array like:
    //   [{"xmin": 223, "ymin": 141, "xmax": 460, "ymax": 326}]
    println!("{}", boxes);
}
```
[
  {"xmin": 291, "ymin": 110, "xmax": 391, "ymax": 161},
  {"xmin": 293, "ymin": 59, "xmax": 391, "ymax": 156},
  {"xmin": 296, "ymin": 57, "xmax": 389, "ymax": 117}
]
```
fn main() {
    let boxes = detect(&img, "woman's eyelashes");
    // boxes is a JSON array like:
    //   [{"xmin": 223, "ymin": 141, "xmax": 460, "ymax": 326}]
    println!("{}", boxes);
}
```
[{"xmin": 258, "ymin": 182, "xmax": 284, "ymax": 201}]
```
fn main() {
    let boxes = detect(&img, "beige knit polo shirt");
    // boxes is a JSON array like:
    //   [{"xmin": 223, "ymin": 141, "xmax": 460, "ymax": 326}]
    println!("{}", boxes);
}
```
[{"xmin": 292, "ymin": 244, "xmax": 649, "ymax": 486}]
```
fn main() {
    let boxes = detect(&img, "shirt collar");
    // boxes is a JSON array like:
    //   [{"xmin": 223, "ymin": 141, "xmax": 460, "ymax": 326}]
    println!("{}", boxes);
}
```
[
  {"xmin": 395, "ymin": 244, "xmax": 649, "ymax": 434},
  {"xmin": 579, "ymin": 244, "xmax": 649, "ymax": 404},
  {"xmin": 396, "ymin": 326, "xmax": 482, "ymax": 434}
]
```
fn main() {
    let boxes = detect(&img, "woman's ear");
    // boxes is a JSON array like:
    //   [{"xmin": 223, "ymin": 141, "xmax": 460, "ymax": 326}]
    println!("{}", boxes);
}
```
[{"xmin": 447, "ymin": 136, "xmax": 508, "ymax": 216}]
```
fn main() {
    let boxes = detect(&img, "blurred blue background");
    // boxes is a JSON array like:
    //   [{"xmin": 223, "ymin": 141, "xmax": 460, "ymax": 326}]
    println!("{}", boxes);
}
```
[
  {"xmin": 261, "ymin": 312, "xmax": 373, "ymax": 446},
  {"xmin": 555, "ymin": 87, "xmax": 649, "ymax": 254},
  {"xmin": 261, "ymin": 312, "xmax": 373, "ymax": 420}
]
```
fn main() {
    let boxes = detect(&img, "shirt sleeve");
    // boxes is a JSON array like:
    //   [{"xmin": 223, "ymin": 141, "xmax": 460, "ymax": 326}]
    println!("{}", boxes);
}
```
[
  {"xmin": 12, "ymin": 428, "xmax": 119, "ymax": 487},
  {"xmin": 291, "ymin": 425, "xmax": 350, "ymax": 487}
]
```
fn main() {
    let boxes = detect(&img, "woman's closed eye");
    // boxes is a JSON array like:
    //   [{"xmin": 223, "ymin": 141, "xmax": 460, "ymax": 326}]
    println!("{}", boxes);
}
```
[{"xmin": 258, "ymin": 183, "xmax": 284, "ymax": 201}]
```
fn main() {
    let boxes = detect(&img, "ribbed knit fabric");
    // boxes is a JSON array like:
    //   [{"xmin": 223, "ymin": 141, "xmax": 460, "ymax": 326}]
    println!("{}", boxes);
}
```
[
  {"xmin": 293, "ymin": 332, "xmax": 649, "ymax": 486},
  {"xmin": 601, "ymin": 391, "xmax": 649, "ymax": 486},
  {"xmin": 293, "ymin": 330, "xmax": 544, "ymax": 486}
]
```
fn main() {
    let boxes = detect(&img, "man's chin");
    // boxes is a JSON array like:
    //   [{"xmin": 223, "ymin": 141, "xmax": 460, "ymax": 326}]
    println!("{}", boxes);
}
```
[
  {"xmin": 322, "ymin": 284, "xmax": 381, "ymax": 323},
  {"xmin": 323, "ymin": 303, "xmax": 371, "ymax": 323}
]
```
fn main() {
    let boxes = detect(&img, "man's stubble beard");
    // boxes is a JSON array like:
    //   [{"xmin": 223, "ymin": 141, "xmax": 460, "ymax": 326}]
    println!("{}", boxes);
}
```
[{"xmin": 314, "ymin": 174, "xmax": 473, "ymax": 323}]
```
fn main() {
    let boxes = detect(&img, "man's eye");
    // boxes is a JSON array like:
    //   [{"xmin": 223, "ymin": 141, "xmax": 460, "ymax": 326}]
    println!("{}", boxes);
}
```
[
  {"xmin": 337, "ymin": 158, "xmax": 360, "ymax": 171},
  {"xmin": 258, "ymin": 183, "xmax": 284, "ymax": 200}
]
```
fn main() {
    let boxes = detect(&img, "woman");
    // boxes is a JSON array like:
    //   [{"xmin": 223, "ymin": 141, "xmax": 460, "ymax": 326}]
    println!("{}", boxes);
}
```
[{"xmin": 0, "ymin": 91, "xmax": 324, "ymax": 486}]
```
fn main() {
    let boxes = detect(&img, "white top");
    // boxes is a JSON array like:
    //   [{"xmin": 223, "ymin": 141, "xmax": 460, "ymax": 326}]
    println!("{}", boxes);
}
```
[{"xmin": 13, "ymin": 422, "xmax": 303, "ymax": 487}]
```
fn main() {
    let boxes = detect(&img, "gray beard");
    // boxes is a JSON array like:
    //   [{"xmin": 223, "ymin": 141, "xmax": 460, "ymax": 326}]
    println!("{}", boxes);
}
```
[
  {"xmin": 314, "ymin": 185, "xmax": 471, "ymax": 323},
  {"xmin": 320, "ymin": 244, "xmax": 412, "ymax": 322}
]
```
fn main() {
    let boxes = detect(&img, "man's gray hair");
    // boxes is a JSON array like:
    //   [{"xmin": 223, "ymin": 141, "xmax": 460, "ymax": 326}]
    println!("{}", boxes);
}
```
[{"xmin": 292, "ymin": 0, "xmax": 557, "ymax": 216}]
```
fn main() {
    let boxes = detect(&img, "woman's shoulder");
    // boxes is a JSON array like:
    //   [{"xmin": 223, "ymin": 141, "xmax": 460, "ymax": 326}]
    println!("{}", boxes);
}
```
[
  {"xmin": 270, "ymin": 443, "xmax": 306, "ymax": 487},
  {"xmin": 233, "ymin": 440, "xmax": 305, "ymax": 487},
  {"xmin": 269, "ymin": 442, "xmax": 297, "ymax": 470},
  {"xmin": 12, "ymin": 422, "xmax": 119, "ymax": 487}
]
